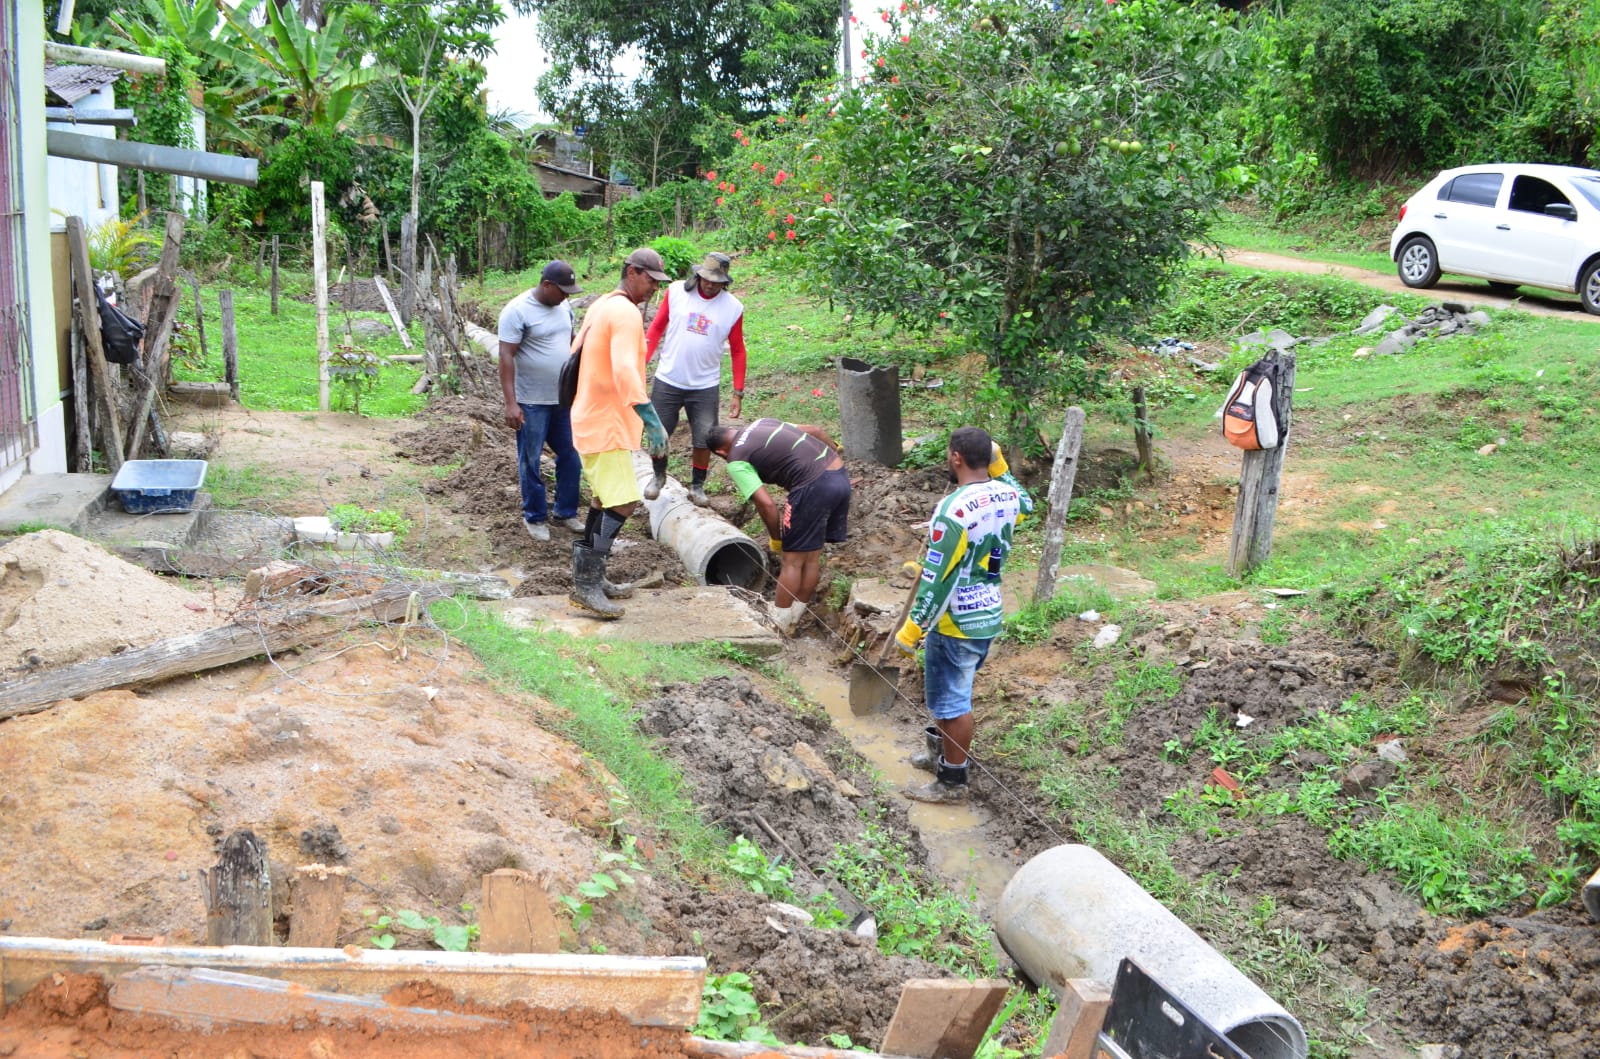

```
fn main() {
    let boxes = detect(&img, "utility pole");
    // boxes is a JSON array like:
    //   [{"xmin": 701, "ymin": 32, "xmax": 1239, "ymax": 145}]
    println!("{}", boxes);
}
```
[{"xmin": 841, "ymin": 0, "xmax": 853, "ymax": 87}]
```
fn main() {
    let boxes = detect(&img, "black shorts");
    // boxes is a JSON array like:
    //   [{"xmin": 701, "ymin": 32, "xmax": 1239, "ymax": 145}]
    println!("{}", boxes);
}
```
[
  {"xmin": 781, "ymin": 468, "xmax": 851, "ymax": 553},
  {"xmin": 650, "ymin": 379, "xmax": 719, "ymax": 450}
]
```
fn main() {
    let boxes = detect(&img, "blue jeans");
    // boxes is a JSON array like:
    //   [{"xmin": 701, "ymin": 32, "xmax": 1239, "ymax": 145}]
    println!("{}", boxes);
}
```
[
  {"xmin": 924, "ymin": 630, "xmax": 992, "ymax": 721},
  {"xmin": 516, "ymin": 402, "xmax": 580, "ymax": 524}
]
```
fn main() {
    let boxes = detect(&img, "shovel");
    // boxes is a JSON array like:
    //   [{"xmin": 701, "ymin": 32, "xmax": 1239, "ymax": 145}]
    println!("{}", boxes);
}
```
[{"xmin": 848, "ymin": 572, "xmax": 922, "ymax": 715}]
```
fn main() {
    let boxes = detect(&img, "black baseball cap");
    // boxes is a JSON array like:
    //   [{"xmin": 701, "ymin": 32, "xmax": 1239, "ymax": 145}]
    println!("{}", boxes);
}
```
[{"xmin": 541, "ymin": 260, "xmax": 582, "ymax": 295}]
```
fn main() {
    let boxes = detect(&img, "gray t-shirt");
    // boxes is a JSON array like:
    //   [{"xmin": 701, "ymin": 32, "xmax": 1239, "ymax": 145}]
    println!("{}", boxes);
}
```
[{"xmin": 497, "ymin": 290, "xmax": 574, "ymax": 405}]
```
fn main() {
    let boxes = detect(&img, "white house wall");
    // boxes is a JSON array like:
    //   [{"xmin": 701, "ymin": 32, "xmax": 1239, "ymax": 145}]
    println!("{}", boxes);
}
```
[{"xmin": 46, "ymin": 82, "xmax": 119, "ymax": 231}]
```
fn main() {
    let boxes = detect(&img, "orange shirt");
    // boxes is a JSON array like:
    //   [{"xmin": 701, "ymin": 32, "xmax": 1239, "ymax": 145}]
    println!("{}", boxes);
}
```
[{"xmin": 571, "ymin": 293, "xmax": 648, "ymax": 455}]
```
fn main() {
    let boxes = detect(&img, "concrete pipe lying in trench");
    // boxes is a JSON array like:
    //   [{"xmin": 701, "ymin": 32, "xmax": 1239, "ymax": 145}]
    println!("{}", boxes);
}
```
[
  {"xmin": 631, "ymin": 453, "xmax": 767, "ymax": 589},
  {"xmin": 994, "ymin": 844, "xmax": 1308, "ymax": 1059}
]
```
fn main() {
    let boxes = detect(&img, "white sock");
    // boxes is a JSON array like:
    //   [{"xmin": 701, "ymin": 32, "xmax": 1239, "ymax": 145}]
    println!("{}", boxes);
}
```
[{"xmin": 773, "ymin": 603, "xmax": 800, "ymax": 632}]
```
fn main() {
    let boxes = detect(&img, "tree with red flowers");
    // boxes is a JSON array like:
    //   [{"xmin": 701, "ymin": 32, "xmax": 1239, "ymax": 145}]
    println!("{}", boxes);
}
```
[{"xmin": 798, "ymin": 0, "xmax": 1250, "ymax": 445}]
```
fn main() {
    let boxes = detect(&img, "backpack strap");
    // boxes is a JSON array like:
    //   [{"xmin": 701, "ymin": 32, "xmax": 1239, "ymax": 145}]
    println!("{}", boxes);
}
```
[{"xmin": 570, "ymin": 290, "xmax": 631, "ymax": 354}]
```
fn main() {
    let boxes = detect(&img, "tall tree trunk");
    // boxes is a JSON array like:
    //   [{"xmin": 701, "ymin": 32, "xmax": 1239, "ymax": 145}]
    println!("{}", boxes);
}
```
[{"xmin": 401, "ymin": 106, "xmax": 423, "ymax": 327}]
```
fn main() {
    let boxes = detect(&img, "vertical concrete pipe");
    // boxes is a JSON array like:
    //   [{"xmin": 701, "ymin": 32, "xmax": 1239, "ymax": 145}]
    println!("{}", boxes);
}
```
[
  {"xmin": 994, "ymin": 844, "xmax": 1308, "ymax": 1059},
  {"xmin": 836, "ymin": 357, "xmax": 903, "ymax": 467},
  {"xmin": 631, "ymin": 453, "xmax": 766, "ymax": 589}
]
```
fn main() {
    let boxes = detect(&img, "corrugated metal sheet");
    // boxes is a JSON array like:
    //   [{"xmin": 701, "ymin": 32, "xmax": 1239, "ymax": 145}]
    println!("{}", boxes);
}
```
[{"xmin": 43, "ymin": 62, "xmax": 121, "ymax": 105}]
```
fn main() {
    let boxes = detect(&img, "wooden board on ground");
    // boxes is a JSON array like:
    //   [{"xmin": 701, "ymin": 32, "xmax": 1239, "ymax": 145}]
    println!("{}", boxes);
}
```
[
  {"xmin": 489, "ymin": 586, "xmax": 782, "ymax": 656},
  {"xmin": 478, "ymin": 869, "xmax": 560, "ymax": 955},
  {"xmin": 879, "ymin": 978, "xmax": 1013, "ymax": 1059},
  {"xmin": 0, "ymin": 936, "xmax": 706, "ymax": 1027},
  {"xmin": 1040, "ymin": 979, "xmax": 1112, "ymax": 1059}
]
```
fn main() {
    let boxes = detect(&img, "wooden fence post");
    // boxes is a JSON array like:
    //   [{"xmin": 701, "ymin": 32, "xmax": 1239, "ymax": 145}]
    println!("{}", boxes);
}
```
[
  {"xmin": 478, "ymin": 869, "xmax": 559, "ymax": 954},
  {"xmin": 286, "ymin": 865, "xmax": 347, "ymax": 949},
  {"xmin": 203, "ymin": 830, "xmax": 273, "ymax": 947},
  {"xmin": 185, "ymin": 268, "xmax": 208, "ymax": 364},
  {"xmin": 312, "ymin": 180, "xmax": 331, "ymax": 412},
  {"xmin": 1033, "ymin": 407, "xmax": 1086, "ymax": 605},
  {"xmin": 69, "ymin": 301, "xmax": 92, "ymax": 472},
  {"xmin": 269, "ymin": 235, "xmax": 279, "ymax": 316},
  {"xmin": 1226, "ymin": 350, "xmax": 1296, "ymax": 578},
  {"xmin": 220, "ymin": 289, "xmax": 239, "ymax": 403},
  {"xmin": 1132, "ymin": 384, "xmax": 1153, "ymax": 481},
  {"xmin": 64, "ymin": 215, "xmax": 125, "ymax": 472},
  {"xmin": 399, "ymin": 212, "xmax": 417, "ymax": 327}
]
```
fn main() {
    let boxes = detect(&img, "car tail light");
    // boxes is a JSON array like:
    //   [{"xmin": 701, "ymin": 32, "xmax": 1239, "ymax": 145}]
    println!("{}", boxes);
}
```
[{"xmin": 1399, "ymin": 203, "xmax": 1408, "ymax": 223}]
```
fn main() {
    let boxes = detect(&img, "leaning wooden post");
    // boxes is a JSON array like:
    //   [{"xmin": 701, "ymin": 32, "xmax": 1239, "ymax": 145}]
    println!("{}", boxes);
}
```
[
  {"xmin": 69, "ymin": 301, "xmax": 92, "ymax": 472},
  {"xmin": 220, "ymin": 289, "xmax": 239, "ymax": 403},
  {"xmin": 64, "ymin": 215, "xmax": 125, "ymax": 472},
  {"xmin": 185, "ymin": 269, "xmax": 208, "ymax": 364},
  {"xmin": 372, "ymin": 275, "xmax": 413, "ymax": 350},
  {"xmin": 269, "ymin": 235, "xmax": 280, "ymax": 316},
  {"xmin": 1033, "ymin": 406, "xmax": 1086, "ymax": 605},
  {"xmin": 203, "ymin": 830, "xmax": 273, "ymax": 947},
  {"xmin": 1226, "ymin": 350, "xmax": 1296, "ymax": 578},
  {"xmin": 311, "ymin": 180, "xmax": 331, "ymax": 412}
]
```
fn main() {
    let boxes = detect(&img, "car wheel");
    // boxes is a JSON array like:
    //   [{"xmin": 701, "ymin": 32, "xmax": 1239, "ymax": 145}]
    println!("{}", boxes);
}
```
[
  {"xmin": 1486, "ymin": 281, "xmax": 1519, "ymax": 295},
  {"xmin": 1397, "ymin": 236, "xmax": 1441, "ymax": 289},
  {"xmin": 1581, "ymin": 260, "xmax": 1600, "ymax": 316}
]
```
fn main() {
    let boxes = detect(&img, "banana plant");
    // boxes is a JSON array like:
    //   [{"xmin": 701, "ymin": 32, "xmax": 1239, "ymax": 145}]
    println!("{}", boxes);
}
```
[{"xmin": 216, "ymin": 0, "xmax": 386, "ymax": 131}]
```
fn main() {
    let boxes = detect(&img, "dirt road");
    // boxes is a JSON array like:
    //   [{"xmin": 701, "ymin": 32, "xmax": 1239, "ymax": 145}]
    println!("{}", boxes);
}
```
[{"xmin": 1217, "ymin": 248, "xmax": 1600, "ymax": 321}]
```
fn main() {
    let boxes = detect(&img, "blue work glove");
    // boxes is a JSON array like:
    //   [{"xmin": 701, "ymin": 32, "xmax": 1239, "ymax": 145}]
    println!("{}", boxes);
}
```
[{"xmin": 635, "ymin": 402, "xmax": 669, "ymax": 458}]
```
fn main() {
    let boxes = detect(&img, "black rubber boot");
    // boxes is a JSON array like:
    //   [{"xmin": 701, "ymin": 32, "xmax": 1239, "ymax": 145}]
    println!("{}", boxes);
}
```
[
  {"xmin": 592, "ymin": 510, "xmax": 634, "ymax": 600},
  {"xmin": 904, "ymin": 759, "xmax": 970, "ymax": 804},
  {"xmin": 569, "ymin": 542, "xmax": 625, "ymax": 620},
  {"xmin": 909, "ymin": 725, "xmax": 943, "ymax": 773},
  {"xmin": 644, "ymin": 457, "xmax": 668, "ymax": 501}
]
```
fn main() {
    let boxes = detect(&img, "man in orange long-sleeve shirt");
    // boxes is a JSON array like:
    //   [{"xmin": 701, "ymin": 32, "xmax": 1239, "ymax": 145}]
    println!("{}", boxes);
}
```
[
  {"xmin": 568, "ymin": 247, "xmax": 672, "ymax": 619},
  {"xmin": 643, "ymin": 252, "xmax": 748, "ymax": 506}
]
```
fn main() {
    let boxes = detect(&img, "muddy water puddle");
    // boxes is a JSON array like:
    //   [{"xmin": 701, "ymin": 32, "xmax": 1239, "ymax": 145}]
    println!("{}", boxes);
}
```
[{"xmin": 788, "ymin": 659, "xmax": 1017, "ymax": 911}]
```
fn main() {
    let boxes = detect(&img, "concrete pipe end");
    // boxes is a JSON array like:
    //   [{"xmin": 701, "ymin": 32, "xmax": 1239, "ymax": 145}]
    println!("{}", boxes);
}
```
[
  {"xmin": 704, "ymin": 539, "xmax": 767, "ymax": 590},
  {"xmin": 1227, "ymin": 1015, "xmax": 1308, "ymax": 1059}
]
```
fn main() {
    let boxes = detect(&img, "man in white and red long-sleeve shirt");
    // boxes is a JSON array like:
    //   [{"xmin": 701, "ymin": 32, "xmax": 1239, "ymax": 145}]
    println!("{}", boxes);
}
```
[{"xmin": 643, "ymin": 252, "xmax": 748, "ymax": 506}]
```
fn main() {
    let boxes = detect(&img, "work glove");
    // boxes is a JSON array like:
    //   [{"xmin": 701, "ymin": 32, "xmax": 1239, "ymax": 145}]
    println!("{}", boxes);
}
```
[
  {"xmin": 768, "ymin": 537, "xmax": 784, "ymax": 554},
  {"xmin": 635, "ymin": 402, "xmax": 669, "ymax": 458},
  {"xmin": 894, "ymin": 619, "xmax": 924, "ymax": 656},
  {"xmin": 988, "ymin": 442, "xmax": 1009, "ymax": 479}
]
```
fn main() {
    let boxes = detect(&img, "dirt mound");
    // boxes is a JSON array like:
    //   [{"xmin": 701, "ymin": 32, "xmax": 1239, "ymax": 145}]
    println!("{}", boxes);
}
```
[
  {"xmin": 0, "ymin": 529, "xmax": 231, "ymax": 673},
  {"xmin": 828, "ymin": 461, "xmax": 951, "ymax": 577},
  {"xmin": 0, "ymin": 644, "xmax": 626, "ymax": 947}
]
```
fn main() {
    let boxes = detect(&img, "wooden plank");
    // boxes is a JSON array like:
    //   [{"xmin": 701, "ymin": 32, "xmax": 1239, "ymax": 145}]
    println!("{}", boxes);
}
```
[
  {"xmin": 204, "ymin": 830, "xmax": 273, "ymax": 947},
  {"xmin": 1226, "ymin": 351, "xmax": 1296, "ymax": 578},
  {"xmin": 125, "ymin": 213, "xmax": 186, "ymax": 459},
  {"xmin": 220, "ymin": 288, "xmax": 239, "ymax": 402},
  {"xmin": 478, "ymin": 869, "xmax": 559, "ymax": 955},
  {"xmin": 0, "ymin": 936, "xmax": 706, "ymax": 1026},
  {"xmin": 167, "ymin": 380, "xmax": 232, "ymax": 407},
  {"xmin": 880, "ymin": 978, "xmax": 1012, "ymax": 1059},
  {"xmin": 64, "ymin": 215, "xmax": 125, "ymax": 472},
  {"xmin": 373, "ymin": 275, "xmax": 414, "ymax": 349},
  {"xmin": 287, "ymin": 864, "xmax": 347, "ymax": 948},
  {"xmin": 0, "ymin": 585, "xmax": 442, "ymax": 722},
  {"xmin": 110, "ymin": 965, "xmax": 499, "ymax": 1031},
  {"xmin": 1032, "ymin": 407, "xmax": 1086, "ymax": 604},
  {"xmin": 312, "ymin": 180, "xmax": 331, "ymax": 412},
  {"xmin": 1039, "ymin": 979, "xmax": 1111, "ymax": 1059},
  {"xmin": 69, "ymin": 299, "xmax": 92, "ymax": 472}
]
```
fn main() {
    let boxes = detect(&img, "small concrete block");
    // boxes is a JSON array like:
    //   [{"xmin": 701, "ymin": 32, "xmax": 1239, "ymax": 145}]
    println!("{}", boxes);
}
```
[
  {"xmin": 1417, "ymin": 1046, "xmax": 1463, "ymax": 1059},
  {"xmin": 880, "ymin": 978, "xmax": 1012, "ymax": 1059},
  {"xmin": 1056, "ymin": 564, "xmax": 1158, "ymax": 601},
  {"xmin": 0, "ymin": 473, "xmax": 112, "ymax": 534},
  {"xmin": 1040, "ymin": 978, "xmax": 1111, "ymax": 1059},
  {"xmin": 294, "ymin": 516, "xmax": 337, "ymax": 544},
  {"xmin": 166, "ymin": 431, "xmax": 216, "ymax": 460},
  {"xmin": 167, "ymin": 381, "xmax": 234, "ymax": 408},
  {"xmin": 244, "ymin": 560, "xmax": 321, "ymax": 600},
  {"xmin": 1583, "ymin": 866, "xmax": 1600, "ymax": 923},
  {"xmin": 488, "ymin": 586, "xmax": 783, "ymax": 656}
]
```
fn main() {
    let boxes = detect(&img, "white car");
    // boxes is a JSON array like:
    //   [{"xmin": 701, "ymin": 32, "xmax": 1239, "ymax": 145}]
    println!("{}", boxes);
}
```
[{"xmin": 1388, "ymin": 163, "xmax": 1600, "ymax": 314}]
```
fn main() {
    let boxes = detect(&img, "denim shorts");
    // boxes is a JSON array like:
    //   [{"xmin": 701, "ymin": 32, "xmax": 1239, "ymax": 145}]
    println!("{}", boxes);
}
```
[{"xmin": 924, "ymin": 630, "xmax": 992, "ymax": 721}]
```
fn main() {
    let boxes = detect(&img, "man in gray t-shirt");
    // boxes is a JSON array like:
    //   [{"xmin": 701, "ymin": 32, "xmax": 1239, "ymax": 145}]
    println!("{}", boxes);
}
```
[{"xmin": 498, "ymin": 260, "xmax": 583, "ymax": 542}]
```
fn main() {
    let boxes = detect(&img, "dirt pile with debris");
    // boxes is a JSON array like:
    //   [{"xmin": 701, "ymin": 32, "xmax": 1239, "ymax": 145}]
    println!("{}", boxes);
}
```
[
  {"xmin": 641, "ymin": 675, "xmax": 951, "ymax": 1042},
  {"xmin": 0, "ymin": 529, "xmax": 232, "ymax": 674}
]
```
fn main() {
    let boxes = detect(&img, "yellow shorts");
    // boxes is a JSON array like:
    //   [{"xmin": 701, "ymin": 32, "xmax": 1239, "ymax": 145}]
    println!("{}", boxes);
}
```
[{"xmin": 580, "ymin": 449, "xmax": 643, "ymax": 509}]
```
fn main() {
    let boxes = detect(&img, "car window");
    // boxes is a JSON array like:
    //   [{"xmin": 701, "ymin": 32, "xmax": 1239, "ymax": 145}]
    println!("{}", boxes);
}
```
[
  {"xmin": 1571, "ymin": 176, "xmax": 1600, "ymax": 212},
  {"xmin": 1441, "ymin": 173, "xmax": 1503, "ymax": 207},
  {"xmin": 1509, "ymin": 176, "xmax": 1572, "ymax": 214}
]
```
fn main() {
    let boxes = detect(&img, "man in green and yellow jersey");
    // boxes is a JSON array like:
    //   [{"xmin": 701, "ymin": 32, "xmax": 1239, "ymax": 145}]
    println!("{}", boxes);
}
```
[{"xmin": 894, "ymin": 427, "xmax": 1031, "ymax": 804}]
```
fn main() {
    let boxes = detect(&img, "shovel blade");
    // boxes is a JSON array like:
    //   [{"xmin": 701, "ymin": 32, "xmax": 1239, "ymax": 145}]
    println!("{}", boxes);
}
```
[{"xmin": 848, "ymin": 661, "xmax": 900, "ymax": 715}]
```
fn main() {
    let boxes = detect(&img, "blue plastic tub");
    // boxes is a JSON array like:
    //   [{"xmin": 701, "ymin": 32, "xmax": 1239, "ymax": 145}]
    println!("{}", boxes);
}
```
[{"xmin": 109, "ymin": 459, "xmax": 209, "ymax": 514}]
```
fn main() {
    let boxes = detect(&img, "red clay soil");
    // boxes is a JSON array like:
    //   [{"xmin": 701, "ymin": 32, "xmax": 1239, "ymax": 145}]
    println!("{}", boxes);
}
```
[{"xmin": 0, "ymin": 972, "xmax": 696, "ymax": 1058}]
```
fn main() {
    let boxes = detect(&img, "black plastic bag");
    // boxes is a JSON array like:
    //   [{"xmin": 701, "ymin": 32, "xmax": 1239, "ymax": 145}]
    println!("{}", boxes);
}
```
[{"xmin": 95, "ymin": 289, "xmax": 145, "ymax": 365}]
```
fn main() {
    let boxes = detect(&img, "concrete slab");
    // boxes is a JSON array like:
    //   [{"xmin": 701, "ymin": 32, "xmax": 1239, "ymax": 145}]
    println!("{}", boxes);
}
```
[
  {"xmin": 0, "ymin": 473, "xmax": 110, "ymax": 533},
  {"xmin": 85, "ymin": 492, "xmax": 213, "ymax": 548},
  {"xmin": 1056, "ymin": 563, "xmax": 1159, "ymax": 601},
  {"xmin": 488, "ymin": 586, "xmax": 783, "ymax": 656}
]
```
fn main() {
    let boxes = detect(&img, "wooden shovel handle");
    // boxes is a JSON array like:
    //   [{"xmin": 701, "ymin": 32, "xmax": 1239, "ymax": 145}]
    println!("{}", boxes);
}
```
[{"xmin": 878, "ymin": 569, "xmax": 924, "ymax": 667}]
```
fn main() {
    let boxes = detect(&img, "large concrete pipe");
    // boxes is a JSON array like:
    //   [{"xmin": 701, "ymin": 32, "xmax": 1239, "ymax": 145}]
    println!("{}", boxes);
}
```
[
  {"xmin": 632, "ymin": 453, "xmax": 766, "ymax": 588},
  {"xmin": 994, "ymin": 844, "xmax": 1308, "ymax": 1059}
]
